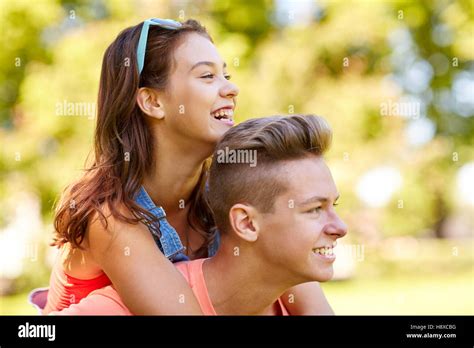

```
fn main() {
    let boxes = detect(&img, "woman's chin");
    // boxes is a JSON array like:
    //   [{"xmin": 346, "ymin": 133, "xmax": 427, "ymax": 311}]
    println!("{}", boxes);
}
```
[
  {"xmin": 195, "ymin": 132, "xmax": 224, "ymax": 154},
  {"xmin": 208, "ymin": 121, "xmax": 233, "ymax": 140}
]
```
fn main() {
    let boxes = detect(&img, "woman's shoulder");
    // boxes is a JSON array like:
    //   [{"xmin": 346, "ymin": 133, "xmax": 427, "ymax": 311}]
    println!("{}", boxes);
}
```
[
  {"xmin": 84, "ymin": 205, "xmax": 156, "ymax": 264},
  {"xmin": 60, "ymin": 243, "xmax": 104, "ymax": 279},
  {"xmin": 85, "ymin": 202, "xmax": 151, "ymax": 261}
]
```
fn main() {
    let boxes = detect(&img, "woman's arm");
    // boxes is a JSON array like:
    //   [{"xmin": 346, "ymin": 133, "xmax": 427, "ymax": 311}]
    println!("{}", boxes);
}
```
[
  {"xmin": 49, "ymin": 286, "xmax": 131, "ymax": 315},
  {"xmin": 87, "ymin": 207, "xmax": 203, "ymax": 315},
  {"xmin": 281, "ymin": 282, "xmax": 334, "ymax": 315}
]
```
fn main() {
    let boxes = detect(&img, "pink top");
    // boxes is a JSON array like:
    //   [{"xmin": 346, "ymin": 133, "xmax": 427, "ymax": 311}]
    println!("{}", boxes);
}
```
[{"xmin": 49, "ymin": 258, "xmax": 289, "ymax": 315}]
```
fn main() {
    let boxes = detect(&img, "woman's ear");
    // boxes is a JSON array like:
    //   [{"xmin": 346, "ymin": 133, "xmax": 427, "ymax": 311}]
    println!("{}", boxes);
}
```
[
  {"xmin": 136, "ymin": 87, "xmax": 165, "ymax": 120},
  {"xmin": 228, "ymin": 204, "xmax": 260, "ymax": 242}
]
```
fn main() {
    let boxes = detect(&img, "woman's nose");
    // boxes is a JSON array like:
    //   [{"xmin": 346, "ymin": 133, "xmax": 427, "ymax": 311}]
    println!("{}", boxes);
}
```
[{"xmin": 221, "ymin": 80, "xmax": 239, "ymax": 99}]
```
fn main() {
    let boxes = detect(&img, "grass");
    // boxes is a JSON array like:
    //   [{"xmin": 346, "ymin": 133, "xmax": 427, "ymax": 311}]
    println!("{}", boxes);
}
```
[
  {"xmin": 0, "ymin": 291, "xmax": 37, "ymax": 315},
  {"xmin": 322, "ymin": 270, "xmax": 473, "ymax": 315}
]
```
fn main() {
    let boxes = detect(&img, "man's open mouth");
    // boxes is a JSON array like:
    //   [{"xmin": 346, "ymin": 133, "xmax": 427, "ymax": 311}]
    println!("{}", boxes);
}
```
[
  {"xmin": 312, "ymin": 247, "xmax": 334, "ymax": 256},
  {"xmin": 312, "ymin": 242, "xmax": 337, "ymax": 256}
]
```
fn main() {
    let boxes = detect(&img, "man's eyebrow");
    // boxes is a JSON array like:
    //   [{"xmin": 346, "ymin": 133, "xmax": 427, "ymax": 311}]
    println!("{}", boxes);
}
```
[
  {"xmin": 189, "ymin": 61, "xmax": 227, "ymax": 72},
  {"xmin": 297, "ymin": 194, "xmax": 340, "ymax": 205}
]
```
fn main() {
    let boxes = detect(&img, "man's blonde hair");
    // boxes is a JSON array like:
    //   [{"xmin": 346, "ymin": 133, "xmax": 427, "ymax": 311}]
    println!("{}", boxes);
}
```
[{"xmin": 208, "ymin": 114, "xmax": 333, "ymax": 233}]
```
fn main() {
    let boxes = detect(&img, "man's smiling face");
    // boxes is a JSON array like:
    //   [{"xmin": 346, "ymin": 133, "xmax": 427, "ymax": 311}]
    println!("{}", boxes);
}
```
[{"xmin": 255, "ymin": 155, "xmax": 348, "ymax": 284}]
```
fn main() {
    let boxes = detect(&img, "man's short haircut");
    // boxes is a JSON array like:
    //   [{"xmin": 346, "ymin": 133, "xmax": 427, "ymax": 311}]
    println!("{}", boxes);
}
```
[{"xmin": 208, "ymin": 114, "xmax": 333, "ymax": 233}]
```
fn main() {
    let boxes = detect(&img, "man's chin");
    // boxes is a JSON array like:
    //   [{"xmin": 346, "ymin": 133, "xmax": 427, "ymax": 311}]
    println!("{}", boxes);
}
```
[{"xmin": 306, "ymin": 266, "xmax": 334, "ymax": 283}]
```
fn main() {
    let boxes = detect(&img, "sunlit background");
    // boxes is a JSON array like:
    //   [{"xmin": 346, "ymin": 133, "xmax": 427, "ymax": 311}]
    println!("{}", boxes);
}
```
[{"xmin": 0, "ymin": 0, "xmax": 473, "ymax": 315}]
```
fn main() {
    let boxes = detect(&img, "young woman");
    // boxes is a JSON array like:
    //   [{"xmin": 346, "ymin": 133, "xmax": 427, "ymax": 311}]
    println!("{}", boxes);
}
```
[{"xmin": 43, "ymin": 18, "xmax": 334, "ymax": 315}]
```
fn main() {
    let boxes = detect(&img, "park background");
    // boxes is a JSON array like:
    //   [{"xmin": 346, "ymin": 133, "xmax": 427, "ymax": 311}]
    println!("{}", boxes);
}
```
[{"xmin": 0, "ymin": 0, "xmax": 473, "ymax": 314}]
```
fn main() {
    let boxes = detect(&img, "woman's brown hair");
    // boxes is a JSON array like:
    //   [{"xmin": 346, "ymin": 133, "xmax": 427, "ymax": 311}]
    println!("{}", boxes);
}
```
[{"xmin": 52, "ymin": 19, "xmax": 216, "ymax": 258}]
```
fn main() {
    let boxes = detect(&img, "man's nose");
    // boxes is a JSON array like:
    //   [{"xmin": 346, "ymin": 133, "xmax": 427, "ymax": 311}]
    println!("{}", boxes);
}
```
[{"xmin": 325, "ymin": 213, "xmax": 348, "ymax": 239}]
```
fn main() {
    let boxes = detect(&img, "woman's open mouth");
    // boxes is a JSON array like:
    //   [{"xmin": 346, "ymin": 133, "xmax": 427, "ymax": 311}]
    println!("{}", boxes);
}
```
[{"xmin": 211, "ymin": 108, "xmax": 234, "ymax": 126}]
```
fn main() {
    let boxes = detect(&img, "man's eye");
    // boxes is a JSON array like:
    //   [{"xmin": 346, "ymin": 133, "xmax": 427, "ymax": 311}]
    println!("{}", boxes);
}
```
[
  {"xmin": 333, "ymin": 203, "xmax": 339, "ymax": 207},
  {"xmin": 201, "ymin": 74, "xmax": 214, "ymax": 79}
]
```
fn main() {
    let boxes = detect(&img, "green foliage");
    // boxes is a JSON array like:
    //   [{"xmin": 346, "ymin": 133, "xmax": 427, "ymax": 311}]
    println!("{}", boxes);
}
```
[{"xmin": 0, "ymin": 0, "xmax": 60, "ymax": 126}]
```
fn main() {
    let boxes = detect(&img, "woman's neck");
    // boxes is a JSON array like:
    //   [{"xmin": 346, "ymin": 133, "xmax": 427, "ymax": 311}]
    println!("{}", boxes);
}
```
[{"xmin": 142, "ymin": 134, "xmax": 209, "ymax": 214}]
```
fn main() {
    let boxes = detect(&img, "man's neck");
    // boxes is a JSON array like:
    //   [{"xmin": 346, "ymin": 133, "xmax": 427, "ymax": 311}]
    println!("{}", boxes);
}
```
[{"xmin": 202, "ymin": 241, "xmax": 297, "ymax": 315}]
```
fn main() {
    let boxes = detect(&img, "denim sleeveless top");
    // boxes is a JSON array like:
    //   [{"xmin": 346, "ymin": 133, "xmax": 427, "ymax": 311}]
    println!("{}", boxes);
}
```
[{"xmin": 133, "ymin": 186, "xmax": 220, "ymax": 262}]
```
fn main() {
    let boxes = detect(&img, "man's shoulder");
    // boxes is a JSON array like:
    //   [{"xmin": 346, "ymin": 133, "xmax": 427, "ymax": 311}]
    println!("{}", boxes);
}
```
[
  {"xmin": 174, "ymin": 259, "xmax": 196, "ymax": 282},
  {"xmin": 174, "ymin": 258, "xmax": 206, "ymax": 285}
]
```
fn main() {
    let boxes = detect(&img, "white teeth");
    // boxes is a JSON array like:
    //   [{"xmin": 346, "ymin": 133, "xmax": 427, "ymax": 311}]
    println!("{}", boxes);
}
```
[
  {"xmin": 312, "ymin": 247, "xmax": 334, "ymax": 256},
  {"xmin": 211, "ymin": 109, "xmax": 234, "ymax": 119}
]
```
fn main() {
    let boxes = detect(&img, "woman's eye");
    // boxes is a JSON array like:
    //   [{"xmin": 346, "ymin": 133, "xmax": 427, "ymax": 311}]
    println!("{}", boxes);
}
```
[
  {"xmin": 201, "ymin": 73, "xmax": 231, "ymax": 80},
  {"xmin": 308, "ymin": 207, "xmax": 322, "ymax": 214}
]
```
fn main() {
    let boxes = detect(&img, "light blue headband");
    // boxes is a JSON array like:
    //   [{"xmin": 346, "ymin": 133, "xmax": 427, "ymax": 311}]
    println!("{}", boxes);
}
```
[{"xmin": 136, "ymin": 18, "xmax": 182, "ymax": 75}]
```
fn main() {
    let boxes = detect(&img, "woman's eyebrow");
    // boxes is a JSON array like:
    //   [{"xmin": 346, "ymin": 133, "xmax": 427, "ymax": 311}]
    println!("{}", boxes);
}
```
[{"xmin": 189, "ymin": 61, "xmax": 227, "ymax": 72}]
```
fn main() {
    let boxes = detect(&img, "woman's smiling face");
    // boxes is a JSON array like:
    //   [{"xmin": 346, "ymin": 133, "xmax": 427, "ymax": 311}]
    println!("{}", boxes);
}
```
[{"xmin": 160, "ymin": 32, "xmax": 239, "ymax": 150}]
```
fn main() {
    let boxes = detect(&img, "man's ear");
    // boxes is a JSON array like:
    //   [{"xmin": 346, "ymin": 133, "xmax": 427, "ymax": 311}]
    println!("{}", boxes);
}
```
[
  {"xmin": 228, "ymin": 203, "xmax": 260, "ymax": 242},
  {"xmin": 136, "ymin": 87, "xmax": 165, "ymax": 120}
]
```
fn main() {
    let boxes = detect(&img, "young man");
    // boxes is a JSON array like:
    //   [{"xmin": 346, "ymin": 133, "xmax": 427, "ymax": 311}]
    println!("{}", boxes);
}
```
[{"xmin": 51, "ymin": 114, "xmax": 347, "ymax": 315}]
